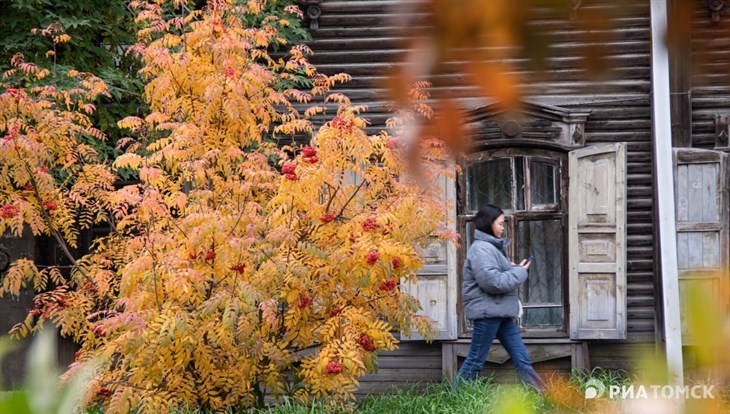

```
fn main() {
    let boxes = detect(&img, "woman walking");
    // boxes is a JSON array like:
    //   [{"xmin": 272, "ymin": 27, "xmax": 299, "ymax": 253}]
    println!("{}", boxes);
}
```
[{"xmin": 455, "ymin": 204, "xmax": 545, "ymax": 392}]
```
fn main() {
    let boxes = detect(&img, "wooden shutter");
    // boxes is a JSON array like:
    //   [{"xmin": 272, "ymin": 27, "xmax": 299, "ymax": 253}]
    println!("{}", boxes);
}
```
[
  {"xmin": 402, "ymin": 171, "xmax": 458, "ymax": 340},
  {"xmin": 674, "ymin": 149, "xmax": 729, "ymax": 343},
  {"xmin": 568, "ymin": 143, "xmax": 627, "ymax": 339}
]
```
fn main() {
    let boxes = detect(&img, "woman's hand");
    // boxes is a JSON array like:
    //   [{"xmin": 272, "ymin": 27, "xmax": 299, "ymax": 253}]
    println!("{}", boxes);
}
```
[{"xmin": 519, "ymin": 259, "xmax": 531, "ymax": 269}]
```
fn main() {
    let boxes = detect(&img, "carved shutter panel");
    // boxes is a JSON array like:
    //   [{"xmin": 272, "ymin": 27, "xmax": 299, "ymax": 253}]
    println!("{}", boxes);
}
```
[
  {"xmin": 674, "ymin": 149, "xmax": 729, "ymax": 343},
  {"xmin": 569, "ymin": 143, "xmax": 627, "ymax": 339},
  {"xmin": 402, "ymin": 171, "xmax": 458, "ymax": 340}
]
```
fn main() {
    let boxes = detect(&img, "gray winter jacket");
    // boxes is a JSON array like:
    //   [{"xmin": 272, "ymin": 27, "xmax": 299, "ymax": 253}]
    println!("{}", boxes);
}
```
[{"xmin": 462, "ymin": 229, "xmax": 528, "ymax": 320}]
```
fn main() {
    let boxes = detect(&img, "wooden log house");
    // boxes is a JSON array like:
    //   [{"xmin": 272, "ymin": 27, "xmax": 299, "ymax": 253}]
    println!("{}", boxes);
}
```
[
  {"xmin": 296, "ymin": 0, "xmax": 730, "ymax": 394},
  {"xmin": 1, "ymin": 0, "xmax": 728, "ymax": 395}
]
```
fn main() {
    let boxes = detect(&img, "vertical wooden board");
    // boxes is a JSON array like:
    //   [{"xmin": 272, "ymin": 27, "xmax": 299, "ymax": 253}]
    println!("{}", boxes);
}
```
[
  {"xmin": 412, "ymin": 276, "xmax": 448, "ymax": 333},
  {"xmin": 677, "ymin": 232, "xmax": 719, "ymax": 270},
  {"xmin": 702, "ymin": 164, "xmax": 719, "ymax": 221},
  {"xmin": 442, "ymin": 343, "xmax": 457, "ymax": 384},
  {"xmin": 580, "ymin": 274, "xmax": 617, "ymax": 328},
  {"xmin": 579, "ymin": 157, "xmax": 615, "ymax": 224},
  {"xmin": 677, "ymin": 232, "xmax": 689, "ymax": 269},
  {"xmin": 702, "ymin": 232, "xmax": 720, "ymax": 268},
  {"xmin": 687, "ymin": 164, "xmax": 704, "ymax": 222},
  {"xmin": 676, "ymin": 164, "xmax": 689, "ymax": 221},
  {"xmin": 687, "ymin": 232, "xmax": 704, "ymax": 269},
  {"xmin": 445, "ymin": 176, "xmax": 458, "ymax": 341}
]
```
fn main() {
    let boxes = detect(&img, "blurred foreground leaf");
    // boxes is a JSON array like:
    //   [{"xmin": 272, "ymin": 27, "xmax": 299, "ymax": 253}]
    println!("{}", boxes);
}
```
[{"xmin": 0, "ymin": 328, "xmax": 95, "ymax": 414}]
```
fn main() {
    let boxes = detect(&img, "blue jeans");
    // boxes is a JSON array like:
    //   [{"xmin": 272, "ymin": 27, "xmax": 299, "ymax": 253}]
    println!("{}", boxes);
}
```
[{"xmin": 455, "ymin": 318, "xmax": 544, "ymax": 391}]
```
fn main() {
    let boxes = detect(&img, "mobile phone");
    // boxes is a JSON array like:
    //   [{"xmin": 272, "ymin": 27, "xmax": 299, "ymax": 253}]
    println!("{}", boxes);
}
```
[{"xmin": 526, "ymin": 255, "xmax": 534, "ymax": 262}]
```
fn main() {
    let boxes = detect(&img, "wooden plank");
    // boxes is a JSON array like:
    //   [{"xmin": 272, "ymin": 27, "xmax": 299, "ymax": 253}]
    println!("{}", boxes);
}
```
[
  {"xmin": 688, "ymin": 232, "xmax": 705, "ymax": 268},
  {"xmin": 669, "ymin": 0, "xmax": 692, "ymax": 148},
  {"xmin": 687, "ymin": 164, "xmax": 703, "ymax": 222},
  {"xmin": 360, "ymin": 369, "xmax": 443, "ymax": 383},
  {"xmin": 627, "ymin": 320, "xmax": 656, "ymax": 332},
  {"xmin": 703, "ymin": 232, "xmax": 720, "ymax": 268},
  {"xmin": 677, "ymin": 232, "xmax": 689, "ymax": 269},
  {"xmin": 627, "ymin": 308, "xmax": 655, "ymax": 319},
  {"xmin": 703, "ymin": 163, "xmax": 719, "ymax": 221},
  {"xmin": 572, "ymin": 341, "xmax": 591, "ymax": 373},
  {"xmin": 375, "ymin": 357, "xmax": 441, "ymax": 370},
  {"xmin": 442, "ymin": 343, "xmax": 456, "ymax": 384},
  {"xmin": 677, "ymin": 164, "xmax": 689, "ymax": 221}
]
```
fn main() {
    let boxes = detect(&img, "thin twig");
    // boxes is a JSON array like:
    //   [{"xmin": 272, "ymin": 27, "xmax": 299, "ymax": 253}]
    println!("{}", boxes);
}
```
[
  {"xmin": 143, "ymin": 219, "xmax": 163, "ymax": 312},
  {"xmin": 17, "ymin": 153, "xmax": 96, "ymax": 287},
  {"xmin": 336, "ymin": 177, "xmax": 367, "ymax": 219},
  {"xmin": 226, "ymin": 195, "xmax": 246, "ymax": 238}
]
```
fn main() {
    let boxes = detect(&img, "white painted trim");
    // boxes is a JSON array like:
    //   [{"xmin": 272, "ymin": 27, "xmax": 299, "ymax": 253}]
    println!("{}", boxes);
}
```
[
  {"xmin": 650, "ymin": 0, "xmax": 684, "ymax": 387},
  {"xmin": 445, "ymin": 169, "xmax": 458, "ymax": 340}
]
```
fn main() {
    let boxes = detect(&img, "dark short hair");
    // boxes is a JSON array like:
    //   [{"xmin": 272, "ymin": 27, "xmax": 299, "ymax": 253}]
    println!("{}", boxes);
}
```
[{"xmin": 475, "ymin": 204, "xmax": 504, "ymax": 236}]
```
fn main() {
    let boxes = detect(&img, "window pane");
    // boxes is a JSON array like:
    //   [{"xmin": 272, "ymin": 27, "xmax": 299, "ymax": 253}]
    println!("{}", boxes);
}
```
[
  {"xmin": 467, "ymin": 158, "xmax": 513, "ymax": 211},
  {"xmin": 530, "ymin": 161, "xmax": 558, "ymax": 207},
  {"xmin": 515, "ymin": 157, "xmax": 525, "ymax": 210},
  {"xmin": 521, "ymin": 307, "xmax": 563, "ymax": 327},
  {"xmin": 516, "ymin": 219, "xmax": 563, "ymax": 326}
]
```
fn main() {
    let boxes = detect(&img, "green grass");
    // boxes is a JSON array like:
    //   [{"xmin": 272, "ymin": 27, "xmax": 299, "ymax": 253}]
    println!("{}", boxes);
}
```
[
  {"xmin": 254, "ymin": 380, "xmax": 546, "ymax": 414},
  {"xmin": 80, "ymin": 369, "xmax": 730, "ymax": 413},
  {"xmin": 356, "ymin": 381, "xmax": 544, "ymax": 414},
  {"xmin": 252, "ymin": 369, "xmax": 635, "ymax": 414}
]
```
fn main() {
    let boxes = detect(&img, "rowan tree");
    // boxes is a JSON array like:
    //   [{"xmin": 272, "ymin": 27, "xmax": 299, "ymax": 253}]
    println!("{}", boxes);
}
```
[{"xmin": 0, "ymin": 1, "xmax": 455, "ymax": 412}]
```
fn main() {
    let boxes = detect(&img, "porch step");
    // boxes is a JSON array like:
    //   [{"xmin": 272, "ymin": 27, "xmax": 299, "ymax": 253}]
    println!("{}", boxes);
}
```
[{"xmin": 441, "ymin": 338, "xmax": 590, "ymax": 383}]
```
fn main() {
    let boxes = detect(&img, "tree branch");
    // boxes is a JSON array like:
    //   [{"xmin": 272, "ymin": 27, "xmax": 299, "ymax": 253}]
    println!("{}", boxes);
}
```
[{"xmin": 17, "ymin": 154, "xmax": 97, "ymax": 288}]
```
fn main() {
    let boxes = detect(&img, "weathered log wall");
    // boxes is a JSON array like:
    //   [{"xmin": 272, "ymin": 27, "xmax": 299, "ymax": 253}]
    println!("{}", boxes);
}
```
[{"xmin": 306, "ymin": 0, "xmax": 656, "ymax": 339}]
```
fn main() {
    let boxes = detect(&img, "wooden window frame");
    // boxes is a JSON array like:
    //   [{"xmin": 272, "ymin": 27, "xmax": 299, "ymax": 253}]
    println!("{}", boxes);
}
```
[{"xmin": 457, "ymin": 148, "xmax": 569, "ymax": 338}]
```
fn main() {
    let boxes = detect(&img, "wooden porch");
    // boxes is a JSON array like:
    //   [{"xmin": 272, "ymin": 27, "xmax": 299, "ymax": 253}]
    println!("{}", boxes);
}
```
[{"xmin": 441, "ymin": 338, "xmax": 591, "ymax": 384}]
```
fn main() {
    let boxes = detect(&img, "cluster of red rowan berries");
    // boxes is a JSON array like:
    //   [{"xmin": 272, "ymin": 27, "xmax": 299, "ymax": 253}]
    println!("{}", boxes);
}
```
[
  {"xmin": 188, "ymin": 250, "xmax": 217, "ymax": 261},
  {"xmin": 42, "ymin": 200, "xmax": 58, "ymax": 211},
  {"xmin": 281, "ymin": 161, "xmax": 297, "ymax": 180},
  {"xmin": 379, "ymin": 278, "xmax": 397, "ymax": 292},
  {"xmin": 0, "ymin": 204, "xmax": 18, "ymax": 218},
  {"xmin": 320, "ymin": 211, "xmax": 335, "ymax": 223},
  {"xmin": 361, "ymin": 217, "xmax": 379, "ymax": 231},
  {"xmin": 366, "ymin": 250, "xmax": 380, "ymax": 265},
  {"xmin": 330, "ymin": 116, "xmax": 354, "ymax": 133},
  {"xmin": 297, "ymin": 296, "xmax": 313, "ymax": 309},
  {"xmin": 301, "ymin": 146, "xmax": 318, "ymax": 164},
  {"xmin": 2, "ymin": 123, "xmax": 19, "ymax": 140},
  {"xmin": 326, "ymin": 361, "xmax": 343, "ymax": 374},
  {"xmin": 356, "ymin": 333, "xmax": 377, "ymax": 352}
]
